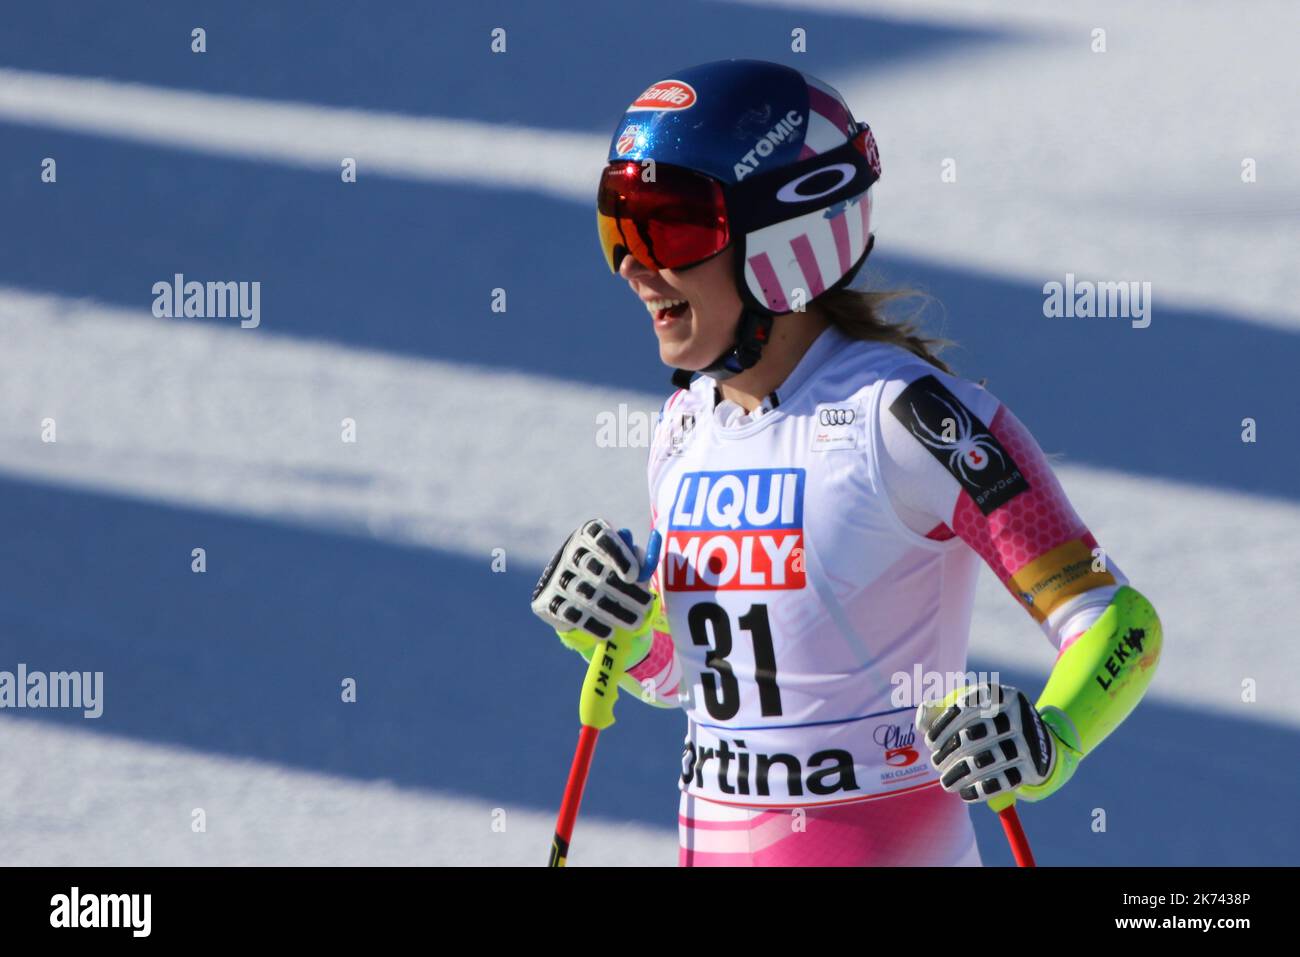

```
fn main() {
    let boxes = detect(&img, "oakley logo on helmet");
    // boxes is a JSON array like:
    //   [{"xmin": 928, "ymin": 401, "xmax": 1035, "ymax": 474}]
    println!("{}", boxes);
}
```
[
  {"xmin": 776, "ymin": 163, "xmax": 857, "ymax": 204},
  {"xmin": 819, "ymin": 408, "xmax": 855, "ymax": 426},
  {"xmin": 628, "ymin": 80, "xmax": 697, "ymax": 112},
  {"xmin": 733, "ymin": 110, "xmax": 805, "ymax": 180}
]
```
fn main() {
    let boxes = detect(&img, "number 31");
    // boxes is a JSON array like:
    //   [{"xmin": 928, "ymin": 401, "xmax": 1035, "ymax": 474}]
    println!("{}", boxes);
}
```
[{"xmin": 686, "ymin": 602, "xmax": 782, "ymax": 720}]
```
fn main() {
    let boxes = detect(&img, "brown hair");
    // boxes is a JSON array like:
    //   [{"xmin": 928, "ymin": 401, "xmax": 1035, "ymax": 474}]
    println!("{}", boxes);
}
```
[{"xmin": 814, "ymin": 285, "xmax": 954, "ymax": 374}]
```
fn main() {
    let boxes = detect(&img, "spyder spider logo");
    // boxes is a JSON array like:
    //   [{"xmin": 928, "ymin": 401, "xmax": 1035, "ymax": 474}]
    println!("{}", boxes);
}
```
[
  {"xmin": 904, "ymin": 391, "xmax": 1006, "ymax": 486},
  {"xmin": 888, "ymin": 375, "xmax": 1030, "ymax": 515}
]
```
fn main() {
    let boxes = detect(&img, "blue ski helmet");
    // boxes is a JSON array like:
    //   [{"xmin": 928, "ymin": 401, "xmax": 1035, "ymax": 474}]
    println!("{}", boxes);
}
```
[{"xmin": 598, "ymin": 59, "xmax": 881, "ymax": 385}]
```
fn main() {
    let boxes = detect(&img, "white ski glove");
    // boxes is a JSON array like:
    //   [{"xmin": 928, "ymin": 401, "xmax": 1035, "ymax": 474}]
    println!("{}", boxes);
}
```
[
  {"xmin": 915, "ymin": 682, "xmax": 1056, "ymax": 804},
  {"xmin": 530, "ymin": 519, "xmax": 660, "ymax": 641}
]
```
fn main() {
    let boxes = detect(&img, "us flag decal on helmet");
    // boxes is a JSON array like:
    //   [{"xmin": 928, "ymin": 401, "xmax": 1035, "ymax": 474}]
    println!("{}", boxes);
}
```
[{"xmin": 615, "ymin": 124, "xmax": 642, "ymax": 156}]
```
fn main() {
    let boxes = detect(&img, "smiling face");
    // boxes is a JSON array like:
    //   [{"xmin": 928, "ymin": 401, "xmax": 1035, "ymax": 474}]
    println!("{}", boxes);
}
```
[{"xmin": 617, "ymin": 244, "xmax": 744, "ymax": 371}]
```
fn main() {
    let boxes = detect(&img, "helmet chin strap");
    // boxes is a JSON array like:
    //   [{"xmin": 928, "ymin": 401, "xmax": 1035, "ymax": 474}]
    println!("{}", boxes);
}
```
[
  {"xmin": 666, "ymin": 232, "xmax": 874, "ymax": 390},
  {"xmin": 670, "ymin": 305, "xmax": 773, "ymax": 389}
]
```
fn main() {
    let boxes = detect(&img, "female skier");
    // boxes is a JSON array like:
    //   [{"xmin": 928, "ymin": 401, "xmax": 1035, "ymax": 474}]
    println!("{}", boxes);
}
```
[{"xmin": 530, "ymin": 59, "xmax": 1163, "ymax": 866}]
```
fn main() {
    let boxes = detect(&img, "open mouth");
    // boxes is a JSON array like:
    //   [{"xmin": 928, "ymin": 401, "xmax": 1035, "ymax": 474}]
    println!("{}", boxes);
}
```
[{"xmin": 646, "ymin": 298, "xmax": 690, "ymax": 323}]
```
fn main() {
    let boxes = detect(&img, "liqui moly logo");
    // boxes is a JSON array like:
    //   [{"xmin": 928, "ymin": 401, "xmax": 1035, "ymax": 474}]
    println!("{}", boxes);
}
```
[{"xmin": 665, "ymin": 469, "xmax": 806, "ymax": 591}]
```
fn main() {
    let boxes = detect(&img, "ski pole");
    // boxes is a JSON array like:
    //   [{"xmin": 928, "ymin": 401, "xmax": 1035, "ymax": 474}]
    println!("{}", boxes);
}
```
[
  {"xmin": 548, "ymin": 529, "xmax": 661, "ymax": 868},
  {"xmin": 546, "ymin": 620, "xmax": 640, "ymax": 867},
  {"xmin": 988, "ymin": 792, "xmax": 1035, "ymax": 867}
]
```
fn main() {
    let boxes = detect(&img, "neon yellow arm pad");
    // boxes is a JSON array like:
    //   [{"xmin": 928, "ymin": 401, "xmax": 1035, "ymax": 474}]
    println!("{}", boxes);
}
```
[
  {"xmin": 1017, "ymin": 584, "xmax": 1163, "ymax": 802},
  {"xmin": 556, "ymin": 594, "xmax": 679, "ymax": 709}
]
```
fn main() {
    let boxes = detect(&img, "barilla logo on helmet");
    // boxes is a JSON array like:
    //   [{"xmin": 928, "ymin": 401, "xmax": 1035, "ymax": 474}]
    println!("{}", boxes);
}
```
[{"xmin": 627, "ymin": 79, "xmax": 697, "ymax": 112}]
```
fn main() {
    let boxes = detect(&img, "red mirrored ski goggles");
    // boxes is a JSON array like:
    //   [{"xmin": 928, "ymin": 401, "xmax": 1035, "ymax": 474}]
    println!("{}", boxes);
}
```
[{"xmin": 596, "ymin": 161, "xmax": 730, "ymax": 274}]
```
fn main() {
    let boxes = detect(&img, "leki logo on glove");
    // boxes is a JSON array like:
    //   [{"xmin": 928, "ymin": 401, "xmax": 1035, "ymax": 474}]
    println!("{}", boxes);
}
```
[
  {"xmin": 628, "ymin": 80, "xmax": 697, "ymax": 111},
  {"xmin": 665, "ymin": 469, "xmax": 805, "ymax": 591}
]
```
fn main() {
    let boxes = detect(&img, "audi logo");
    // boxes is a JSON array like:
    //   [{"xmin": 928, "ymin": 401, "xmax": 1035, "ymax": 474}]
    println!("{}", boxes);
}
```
[{"xmin": 820, "ymin": 408, "xmax": 855, "ymax": 426}]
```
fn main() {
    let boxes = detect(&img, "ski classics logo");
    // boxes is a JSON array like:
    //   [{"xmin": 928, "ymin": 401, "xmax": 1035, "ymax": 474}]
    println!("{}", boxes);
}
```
[
  {"xmin": 628, "ymin": 80, "xmax": 697, "ymax": 112},
  {"xmin": 665, "ymin": 468, "xmax": 806, "ymax": 591},
  {"xmin": 812, "ymin": 402, "xmax": 858, "ymax": 451},
  {"xmin": 888, "ymin": 376, "xmax": 1029, "ymax": 515},
  {"xmin": 615, "ymin": 124, "xmax": 642, "ymax": 156},
  {"xmin": 874, "ymin": 719, "xmax": 933, "ymax": 788},
  {"xmin": 873, "ymin": 722, "xmax": 920, "ymax": 768}
]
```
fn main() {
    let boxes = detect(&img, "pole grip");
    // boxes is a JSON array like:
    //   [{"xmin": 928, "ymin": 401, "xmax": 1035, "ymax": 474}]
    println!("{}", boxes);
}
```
[
  {"xmin": 988, "ymin": 792, "xmax": 1016, "ymax": 813},
  {"xmin": 578, "ymin": 624, "xmax": 640, "ymax": 730}
]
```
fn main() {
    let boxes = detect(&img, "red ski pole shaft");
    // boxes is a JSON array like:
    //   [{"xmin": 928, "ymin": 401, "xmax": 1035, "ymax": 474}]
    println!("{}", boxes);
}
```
[
  {"xmin": 549, "ymin": 725, "xmax": 600, "ymax": 867},
  {"xmin": 989, "ymin": 794, "xmax": 1036, "ymax": 867},
  {"xmin": 547, "ymin": 621, "xmax": 642, "ymax": 867}
]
